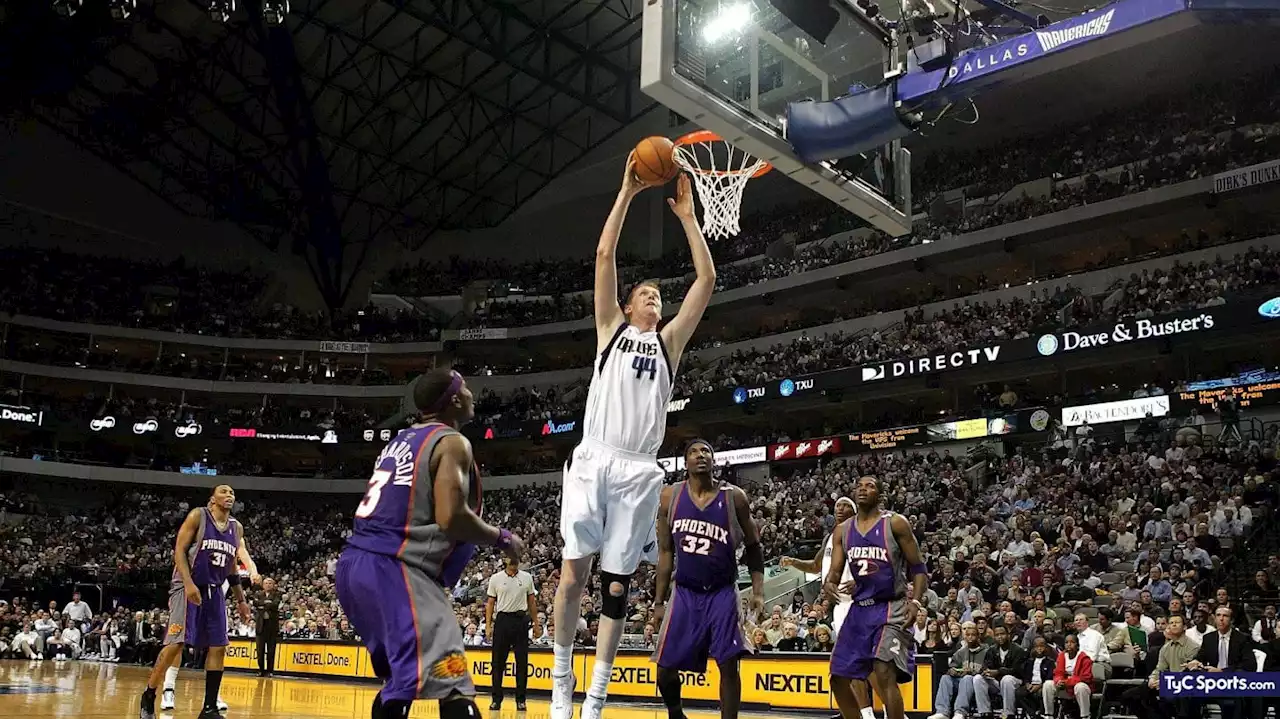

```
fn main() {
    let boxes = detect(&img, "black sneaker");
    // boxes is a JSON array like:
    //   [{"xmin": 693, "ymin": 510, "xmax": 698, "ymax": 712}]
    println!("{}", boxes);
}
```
[
  {"xmin": 198, "ymin": 707, "xmax": 223, "ymax": 719},
  {"xmin": 139, "ymin": 688, "xmax": 156, "ymax": 719},
  {"xmin": 516, "ymin": 701, "xmax": 527, "ymax": 711},
  {"xmin": 490, "ymin": 699, "xmax": 503, "ymax": 710}
]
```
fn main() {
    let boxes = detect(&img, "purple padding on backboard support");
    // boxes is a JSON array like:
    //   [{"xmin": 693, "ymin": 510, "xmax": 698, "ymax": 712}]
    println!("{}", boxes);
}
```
[
  {"xmin": 896, "ymin": 0, "xmax": 1188, "ymax": 108},
  {"xmin": 786, "ymin": 84, "xmax": 909, "ymax": 164}
]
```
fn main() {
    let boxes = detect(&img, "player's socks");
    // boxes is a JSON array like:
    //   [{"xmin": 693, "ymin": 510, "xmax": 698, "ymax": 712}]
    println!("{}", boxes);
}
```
[
  {"xmin": 552, "ymin": 642, "xmax": 573, "ymax": 676},
  {"xmin": 378, "ymin": 698, "xmax": 412, "ymax": 719},
  {"xmin": 140, "ymin": 687, "xmax": 157, "ymax": 719},
  {"xmin": 164, "ymin": 666, "xmax": 179, "ymax": 691},
  {"xmin": 203, "ymin": 670, "xmax": 224, "ymax": 711},
  {"xmin": 587, "ymin": 661, "xmax": 612, "ymax": 700},
  {"xmin": 859, "ymin": 709, "xmax": 876, "ymax": 719},
  {"xmin": 657, "ymin": 675, "xmax": 686, "ymax": 719}
]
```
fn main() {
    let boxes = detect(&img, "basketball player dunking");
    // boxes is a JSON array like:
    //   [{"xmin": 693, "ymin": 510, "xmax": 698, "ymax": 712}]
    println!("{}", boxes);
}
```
[
  {"xmin": 651, "ymin": 440, "xmax": 764, "ymax": 719},
  {"xmin": 824, "ymin": 476, "xmax": 928, "ymax": 719},
  {"xmin": 140, "ymin": 485, "xmax": 257, "ymax": 719},
  {"xmin": 551, "ymin": 158, "xmax": 716, "ymax": 719},
  {"xmin": 337, "ymin": 369, "xmax": 524, "ymax": 719},
  {"xmin": 780, "ymin": 496, "xmax": 855, "ymax": 633}
]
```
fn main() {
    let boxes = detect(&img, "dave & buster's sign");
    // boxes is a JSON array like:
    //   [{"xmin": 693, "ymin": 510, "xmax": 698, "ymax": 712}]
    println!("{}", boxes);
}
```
[{"xmin": 662, "ymin": 293, "xmax": 1280, "ymax": 414}]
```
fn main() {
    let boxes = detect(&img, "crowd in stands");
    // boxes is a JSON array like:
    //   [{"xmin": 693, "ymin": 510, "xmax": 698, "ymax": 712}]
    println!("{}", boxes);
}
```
[
  {"xmin": 393, "ymin": 71, "xmax": 1280, "ymax": 331},
  {"xmin": 0, "ymin": 248, "xmax": 441, "ymax": 343},
  {"xmin": 451, "ymin": 241, "xmax": 1280, "ymax": 427},
  {"xmin": 7, "ymin": 227, "xmax": 1274, "ymax": 441},
  {"xmin": 671, "ymin": 244, "xmax": 1279, "ymax": 398},
  {"xmin": 0, "ymin": 72, "xmax": 1273, "ymax": 353},
  {"xmin": 3, "ymin": 413, "xmax": 1279, "ymax": 677}
]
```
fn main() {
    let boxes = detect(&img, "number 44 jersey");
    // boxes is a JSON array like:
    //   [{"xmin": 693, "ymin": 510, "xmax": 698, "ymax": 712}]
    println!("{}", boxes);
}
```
[{"xmin": 583, "ymin": 323, "xmax": 674, "ymax": 457}]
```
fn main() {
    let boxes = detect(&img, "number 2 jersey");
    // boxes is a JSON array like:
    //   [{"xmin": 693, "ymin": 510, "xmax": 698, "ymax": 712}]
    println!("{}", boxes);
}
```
[
  {"xmin": 172, "ymin": 507, "xmax": 242, "ymax": 589},
  {"xmin": 845, "ymin": 510, "xmax": 909, "ymax": 604},
  {"xmin": 345, "ymin": 422, "xmax": 483, "ymax": 588},
  {"xmin": 583, "ymin": 323, "xmax": 674, "ymax": 457}
]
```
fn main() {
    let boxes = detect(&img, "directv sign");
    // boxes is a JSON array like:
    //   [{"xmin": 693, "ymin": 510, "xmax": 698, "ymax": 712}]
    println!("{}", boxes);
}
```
[{"xmin": 861, "ymin": 346, "xmax": 1002, "ymax": 382}]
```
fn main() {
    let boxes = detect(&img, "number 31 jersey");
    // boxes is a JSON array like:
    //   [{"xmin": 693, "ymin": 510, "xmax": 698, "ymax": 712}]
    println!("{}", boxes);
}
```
[{"xmin": 583, "ymin": 323, "xmax": 674, "ymax": 457}]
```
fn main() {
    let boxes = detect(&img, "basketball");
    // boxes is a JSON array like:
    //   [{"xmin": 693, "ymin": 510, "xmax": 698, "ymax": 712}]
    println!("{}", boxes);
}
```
[{"xmin": 633, "ymin": 136, "xmax": 679, "ymax": 184}]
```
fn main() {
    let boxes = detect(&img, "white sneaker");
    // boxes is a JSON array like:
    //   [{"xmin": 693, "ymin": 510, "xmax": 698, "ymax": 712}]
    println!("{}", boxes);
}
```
[
  {"xmin": 927, "ymin": 714, "xmax": 948, "ymax": 719},
  {"xmin": 549, "ymin": 672, "xmax": 576, "ymax": 719},
  {"xmin": 217, "ymin": 697, "xmax": 228, "ymax": 711},
  {"xmin": 160, "ymin": 689, "xmax": 176, "ymax": 710},
  {"xmin": 581, "ymin": 694, "xmax": 604, "ymax": 719},
  {"xmin": 952, "ymin": 713, "xmax": 966, "ymax": 719}
]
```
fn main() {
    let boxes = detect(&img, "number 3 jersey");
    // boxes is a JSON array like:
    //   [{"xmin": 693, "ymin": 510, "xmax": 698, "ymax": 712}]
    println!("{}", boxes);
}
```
[
  {"xmin": 583, "ymin": 323, "xmax": 674, "ymax": 457},
  {"xmin": 669, "ymin": 481, "xmax": 744, "ymax": 592},
  {"xmin": 345, "ymin": 422, "xmax": 483, "ymax": 588}
]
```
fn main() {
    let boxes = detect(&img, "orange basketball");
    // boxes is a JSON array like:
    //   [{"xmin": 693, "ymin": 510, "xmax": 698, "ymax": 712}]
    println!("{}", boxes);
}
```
[{"xmin": 633, "ymin": 136, "xmax": 679, "ymax": 184}]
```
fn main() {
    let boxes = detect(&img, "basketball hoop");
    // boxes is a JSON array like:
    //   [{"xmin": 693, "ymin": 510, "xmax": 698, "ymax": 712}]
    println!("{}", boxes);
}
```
[{"xmin": 672, "ymin": 130, "xmax": 772, "ymax": 240}]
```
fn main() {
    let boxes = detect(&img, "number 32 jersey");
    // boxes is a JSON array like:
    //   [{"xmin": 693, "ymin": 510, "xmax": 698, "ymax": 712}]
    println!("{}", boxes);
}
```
[{"xmin": 583, "ymin": 323, "xmax": 674, "ymax": 456}]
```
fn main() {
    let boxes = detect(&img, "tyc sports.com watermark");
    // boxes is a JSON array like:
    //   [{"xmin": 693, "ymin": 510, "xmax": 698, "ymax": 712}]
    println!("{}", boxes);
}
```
[{"xmin": 1160, "ymin": 672, "xmax": 1280, "ymax": 698}]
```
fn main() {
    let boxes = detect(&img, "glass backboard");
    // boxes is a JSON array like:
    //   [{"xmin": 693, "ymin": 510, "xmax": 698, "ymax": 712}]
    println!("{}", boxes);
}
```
[{"xmin": 642, "ymin": 0, "xmax": 913, "ymax": 236}]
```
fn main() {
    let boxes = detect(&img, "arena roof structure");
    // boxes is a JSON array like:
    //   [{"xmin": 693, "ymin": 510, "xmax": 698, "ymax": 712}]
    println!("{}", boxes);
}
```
[{"xmin": 0, "ymin": 0, "xmax": 654, "ymax": 306}]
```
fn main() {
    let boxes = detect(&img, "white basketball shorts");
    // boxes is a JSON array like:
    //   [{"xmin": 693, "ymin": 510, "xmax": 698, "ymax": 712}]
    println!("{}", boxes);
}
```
[
  {"xmin": 832, "ymin": 601, "xmax": 851, "ymax": 638},
  {"xmin": 560, "ymin": 438, "xmax": 665, "ymax": 575}
]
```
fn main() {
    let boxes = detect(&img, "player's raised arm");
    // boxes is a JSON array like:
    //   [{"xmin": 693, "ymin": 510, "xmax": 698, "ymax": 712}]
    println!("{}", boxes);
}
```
[
  {"xmin": 431, "ymin": 434, "xmax": 522, "ymax": 558},
  {"xmin": 595, "ymin": 153, "xmax": 661, "ymax": 343},
  {"xmin": 891, "ymin": 513, "xmax": 928, "ymax": 619},
  {"xmin": 731, "ymin": 486, "xmax": 765, "ymax": 619},
  {"xmin": 652, "ymin": 485, "xmax": 677, "ymax": 612},
  {"xmin": 659, "ymin": 174, "xmax": 716, "ymax": 361}
]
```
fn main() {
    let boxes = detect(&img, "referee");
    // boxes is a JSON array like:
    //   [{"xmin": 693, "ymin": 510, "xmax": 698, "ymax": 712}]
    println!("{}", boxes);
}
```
[{"xmin": 486, "ymin": 556, "xmax": 536, "ymax": 710}]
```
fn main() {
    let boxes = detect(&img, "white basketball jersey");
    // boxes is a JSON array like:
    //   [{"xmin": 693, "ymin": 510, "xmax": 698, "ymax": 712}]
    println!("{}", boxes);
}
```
[
  {"xmin": 582, "ymin": 323, "xmax": 674, "ymax": 456},
  {"xmin": 820, "ymin": 534, "xmax": 854, "ymax": 605}
]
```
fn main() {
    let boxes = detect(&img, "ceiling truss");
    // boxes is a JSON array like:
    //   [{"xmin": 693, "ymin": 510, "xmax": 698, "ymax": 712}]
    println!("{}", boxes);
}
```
[{"xmin": 3, "ymin": 0, "xmax": 656, "ymax": 307}]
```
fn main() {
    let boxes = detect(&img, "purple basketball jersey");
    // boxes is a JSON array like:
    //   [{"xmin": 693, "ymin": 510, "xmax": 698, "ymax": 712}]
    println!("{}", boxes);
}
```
[
  {"xmin": 176, "ymin": 508, "xmax": 240, "ymax": 588},
  {"xmin": 829, "ymin": 511, "xmax": 916, "ymax": 683},
  {"xmin": 844, "ymin": 511, "xmax": 907, "ymax": 603},
  {"xmin": 670, "ymin": 482, "xmax": 742, "ymax": 592},
  {"xmin": 346, "ymin": 422, "xmax": 482, "ymax": 587}
]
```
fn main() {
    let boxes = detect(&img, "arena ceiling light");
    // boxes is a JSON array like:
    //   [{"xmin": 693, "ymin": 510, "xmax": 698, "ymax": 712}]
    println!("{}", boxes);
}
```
[
  {"xmin": 262, "ymin": 0, "xmax": 289, "ymax": 26},
  {"xmin": 52, "ymin": 0, "xmax": 83, "ymax": 17},
  {"xmin": 108, "ymin": 0, "xmax": 136, "ymax": 20},
  {"xmin": 701, "ymin": 3, "xmax": 752, "ymax": 45},
  {"xmin": 208, "ymin": 0, "xmax": 235, "ymax": 23}
]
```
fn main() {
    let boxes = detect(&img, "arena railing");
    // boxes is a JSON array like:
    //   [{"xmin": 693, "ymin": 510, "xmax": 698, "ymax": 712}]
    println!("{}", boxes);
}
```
[
  {"xmin": 6, "ymin": 232, "xmax": 1279, "ymax": 406},
  {"xmin": 0, "ymin": 149, "xmax": 1259, "ymax": 365}
]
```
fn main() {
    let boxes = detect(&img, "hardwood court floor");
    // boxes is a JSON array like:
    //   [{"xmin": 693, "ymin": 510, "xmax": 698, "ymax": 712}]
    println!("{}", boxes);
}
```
[{"xmin": 0, "ymin": 660, "xmax": 773, "ymax": 719}]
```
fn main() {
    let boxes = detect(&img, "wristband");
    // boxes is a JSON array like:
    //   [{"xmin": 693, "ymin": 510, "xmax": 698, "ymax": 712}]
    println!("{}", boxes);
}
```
[
  {"xmin": 496, "ymin": 528, "xmax": 513, "ymax": 550},
  {"xmin": 908, "ymin": 562, "xmax": 928, "ymax": 577}
]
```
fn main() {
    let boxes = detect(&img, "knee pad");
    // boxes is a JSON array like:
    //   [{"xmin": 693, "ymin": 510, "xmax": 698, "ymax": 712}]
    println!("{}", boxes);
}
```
[
  {"xmin": 438, "ymin": 696, "xmax": 480, "ymax": 719},
  {"xmin": 599, "ymin": 572, "xmax": 631, "ymax": 620}
]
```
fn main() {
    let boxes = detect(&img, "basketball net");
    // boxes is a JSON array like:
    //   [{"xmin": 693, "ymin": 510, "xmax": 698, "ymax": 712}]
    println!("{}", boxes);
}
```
[{"xmin": 672, "ymin": 130, "xmax": 771, "ymax": 240}]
